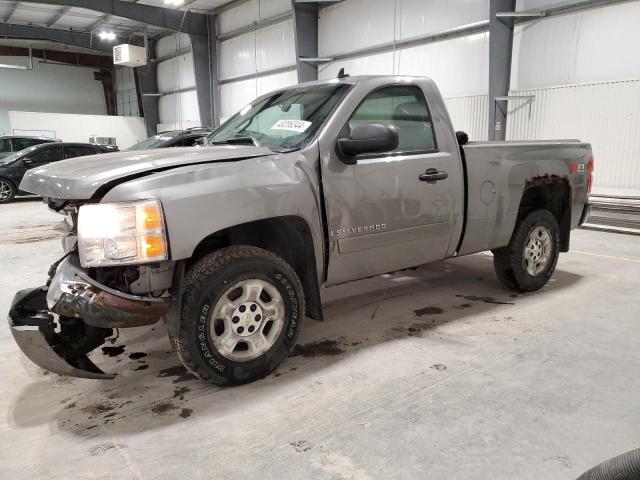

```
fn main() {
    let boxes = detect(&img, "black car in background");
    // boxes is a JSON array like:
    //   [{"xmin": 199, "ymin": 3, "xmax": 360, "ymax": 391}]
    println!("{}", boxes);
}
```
[
  {"xmin": 0, "ymin": 142, "xmax": 118, "ymax": 203},
  {"xmin": 0, "ymin": 136, "xmax": 59, "ymax": 159},
  {"xmin": 126, "ymin": 127, "xmax": 214, "ymax": 151}
]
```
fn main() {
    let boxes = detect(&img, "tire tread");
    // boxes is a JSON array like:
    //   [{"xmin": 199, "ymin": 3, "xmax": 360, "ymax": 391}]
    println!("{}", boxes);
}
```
[
  {"xmin": 492, "ymin": 209, "xmax": 560, "ymax": 293},
  {"xmin": 170, "ymin": 245, "xmax": 303, "ymax": 385}
]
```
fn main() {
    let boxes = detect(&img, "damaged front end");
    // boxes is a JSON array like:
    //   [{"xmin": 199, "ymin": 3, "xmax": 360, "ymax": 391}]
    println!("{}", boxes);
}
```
[
  {"xmin": 9, "ymin": 287, "xmax": 116, "ymax": 379},
  {"xmin": 8, "ymin": 254, "xmax": 172, "ymax": 379}
]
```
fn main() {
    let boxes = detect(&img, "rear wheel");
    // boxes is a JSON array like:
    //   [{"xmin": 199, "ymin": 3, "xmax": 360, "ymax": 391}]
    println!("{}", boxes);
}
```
[
  {"xmin": 0, "ymin": 179, "xmax": 16, "ymax": 204},
  {"xmin": 171, "ymin": 245, "xmax": 304, "ymax": 386},
  {"xmin": 492, "ymin": 209, "xmax": 560, "ymax": 292}
]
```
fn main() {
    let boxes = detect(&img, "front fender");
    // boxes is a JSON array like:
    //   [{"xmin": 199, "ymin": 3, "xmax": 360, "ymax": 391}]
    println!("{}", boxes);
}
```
[{"xmin": 102, "ymin": 151, "xmax": 324, "ymax": 277}]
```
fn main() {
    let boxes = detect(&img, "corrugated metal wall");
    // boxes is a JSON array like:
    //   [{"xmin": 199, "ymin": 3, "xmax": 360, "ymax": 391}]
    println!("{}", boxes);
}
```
[
  {"xmin": 318, "ymin": 0, "xmax": 490, "ymax": 98},
  {"xmin": 114, "ymin": 67, "xmax": 139, "ymax": 117},
  {"xmin": 443, "ymin": 94, "xmax": 488, "ymax": 142},
  {"xmin": 506, "ymin": 79, "xmax": 640, "ymax": 191},
  {"xmin": 156, "ymin": 33, "xmax": 200, "ymax": 130},
  {"xmin": 217, "ymin": 0, "xmax": 297, "ymax": 121}
]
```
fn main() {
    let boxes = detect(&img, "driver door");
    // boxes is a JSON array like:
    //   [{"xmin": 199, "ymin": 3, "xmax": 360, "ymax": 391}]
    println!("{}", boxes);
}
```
[{"xmin": 322, "ymin": 84, "xmax": 455, "ymax": 285}]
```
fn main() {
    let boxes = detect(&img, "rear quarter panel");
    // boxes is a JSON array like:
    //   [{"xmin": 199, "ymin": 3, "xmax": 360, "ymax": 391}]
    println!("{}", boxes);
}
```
[{"xmin": 457, "ymin": 141, "xmax": 592, "ymax": 256}]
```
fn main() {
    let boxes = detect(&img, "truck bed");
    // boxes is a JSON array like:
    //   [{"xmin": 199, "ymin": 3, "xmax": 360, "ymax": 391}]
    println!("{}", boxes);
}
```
[{"xmin": 456, "ymin": 140, "xmax": 592, "ymax": 256}]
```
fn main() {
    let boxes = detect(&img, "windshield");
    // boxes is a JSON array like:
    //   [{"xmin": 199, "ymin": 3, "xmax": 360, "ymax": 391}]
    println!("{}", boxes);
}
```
[
  {"xmin": 206, "ymin": 84, "xmax": 351, "ymax": 152},
  {"xmin": 0, "ymin": 145, "xmax": 39, "ymax": 165},
  {"xmin": 127, "ymin": 132, "xmax": 180, "ymax": 151}
]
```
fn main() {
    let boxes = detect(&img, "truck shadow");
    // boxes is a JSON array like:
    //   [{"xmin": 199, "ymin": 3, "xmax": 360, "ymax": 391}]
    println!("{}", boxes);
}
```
[{"xmin": 8, "ymin": 253, "xmax": 583, "ymax": 437}]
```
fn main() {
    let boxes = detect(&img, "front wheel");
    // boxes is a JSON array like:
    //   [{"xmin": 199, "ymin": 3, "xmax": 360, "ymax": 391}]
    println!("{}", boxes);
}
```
[
  {"xmin": 492, "ymin": 209, "xmax": 560, "ymax": 292},
  {"xmin": 0, "ymin": 179, "xmax": 16, "ymax": 204},
  {"xmin": 171, "ymin": 246, "xmax": 304, "ymax": 386}
]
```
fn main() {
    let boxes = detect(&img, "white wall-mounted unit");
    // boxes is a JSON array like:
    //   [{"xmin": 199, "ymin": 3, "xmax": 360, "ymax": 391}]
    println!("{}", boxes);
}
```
[{"xmin": 113, "ymin": 44, "xmax": 148, "ymax": 67}]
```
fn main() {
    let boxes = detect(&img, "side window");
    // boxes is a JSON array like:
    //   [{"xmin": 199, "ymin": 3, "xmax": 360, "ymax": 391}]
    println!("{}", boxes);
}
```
[
  {"xmin": 13, "ymin": 138, "xmax": 42, "ymax": 150},
  {"xmin": 172, "ymin": 136, "xmax": 199, "ymax": 147},
  {"xmin": 181, "ymin": 135, "xmax": 204, "ymax": 146},
  {"xmin": 0, "ymin": 139, "xmax": 11, "ymax": 153},
  {"xmin": 64, "ymin": 145, "xmax": 96, "ymax": 159},
  {"xmin": 349, "ymin": 85, "xmax": 437, "ymax": 154},
  {"xmin": 29, "ymin": 145, "xmax": 64, "ymax": 164}
]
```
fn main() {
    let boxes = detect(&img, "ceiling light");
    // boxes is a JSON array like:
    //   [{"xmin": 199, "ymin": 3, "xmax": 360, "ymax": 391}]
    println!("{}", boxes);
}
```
[
  {"xmin": 98, "ymin": 31, "xmax": 116, "ymax": 42},
  {"xmin": 164, "ymin": 0, "xmax": 184, "ymax": 5}
]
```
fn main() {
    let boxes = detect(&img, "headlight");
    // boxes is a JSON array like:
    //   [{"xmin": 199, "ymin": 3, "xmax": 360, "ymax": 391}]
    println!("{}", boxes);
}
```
[{"xmin": 78, "ymin": 199, "xmax": 168, "ymax": 267}]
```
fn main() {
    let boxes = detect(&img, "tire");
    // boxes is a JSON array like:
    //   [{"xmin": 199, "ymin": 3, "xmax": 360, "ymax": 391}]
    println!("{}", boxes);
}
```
[
  {"xmin": 171, "ymin": 245, "xmax": 304, "ymax": 386},
  {"xmin": 492, "ymin": 209, "xmax": 560, "ymax": 292},
  {"xmin": 0, "ymin": 178, "xmax": 16, "ymax": 204}
]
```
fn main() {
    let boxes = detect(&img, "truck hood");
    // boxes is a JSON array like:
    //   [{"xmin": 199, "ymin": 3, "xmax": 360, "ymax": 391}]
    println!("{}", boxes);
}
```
[{"xmin": 19, "ymin": 145, "xmax": 274, "ymax": 200}]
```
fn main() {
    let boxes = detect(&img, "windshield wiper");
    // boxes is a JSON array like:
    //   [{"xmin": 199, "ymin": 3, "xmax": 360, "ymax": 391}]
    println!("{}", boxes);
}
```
[{"xmin": 209, "ymin": 136, "xmax": 260, "ymax": 147}]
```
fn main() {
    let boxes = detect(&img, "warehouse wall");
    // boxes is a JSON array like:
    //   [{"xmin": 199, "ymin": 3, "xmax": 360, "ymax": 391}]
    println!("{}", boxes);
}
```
[
  {"xmin": 317, "ymin": 0, "xmax": 490, "ymax": 140},
  {"xmin": 156, "ymin": 33, "xmax": 201, "ymax": 131},
  {"xmin": 8, "ymin": 111, "xmax": 146, "ymax": 149},
  {"xmin": 0, "ymin": 56, "xmax": 106, "ymax": 136},
  {"xmin": 507, "ymin": 0, "xmax": 640, "ymax": 191},
  {"xmin": 114, "ymin": 66, "xmax": 139, "ymax": 117},
  {"xmin": 217, "ymin": 0, "xmax": 297, "ymax": 121},
  {"xmin": 316, "ymin": 0, "xmax": 640, "ymax": 190}
]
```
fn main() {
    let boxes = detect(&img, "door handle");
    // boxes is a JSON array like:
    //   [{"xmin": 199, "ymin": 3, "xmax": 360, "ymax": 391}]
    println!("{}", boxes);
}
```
[{"xmin": 419, "ymin": 168, "xmax": 448, "ymax": 182}]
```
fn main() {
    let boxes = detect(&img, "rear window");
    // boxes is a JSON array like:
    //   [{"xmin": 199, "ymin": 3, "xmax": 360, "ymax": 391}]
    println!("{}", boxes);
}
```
[
  {"xmin": 13, "ymin": 137, "xmax": 49, "ymax": 150},
  {"xmin": 64, "ymin": 145, "xmax": 97, "ymax": 159}
]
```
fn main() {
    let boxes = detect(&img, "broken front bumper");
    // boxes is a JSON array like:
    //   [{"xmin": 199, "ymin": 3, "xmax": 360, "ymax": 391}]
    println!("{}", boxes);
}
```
[
  {"xmin": 9, "ymin": 287, "xmax": 115, "ymax": 379},
  {"xmin": 47, "ymin": 258, "xmax": 170, "ymax": 329},
  {"xmin": 8, "ymin": 258, "xmax": 171, "ymax": 379}
]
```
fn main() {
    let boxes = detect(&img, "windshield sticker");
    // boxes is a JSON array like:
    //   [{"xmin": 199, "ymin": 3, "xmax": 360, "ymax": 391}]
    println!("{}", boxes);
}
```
[{"xmin": 271, "ymin": 119, "xmax": 312, "ymax": 133}]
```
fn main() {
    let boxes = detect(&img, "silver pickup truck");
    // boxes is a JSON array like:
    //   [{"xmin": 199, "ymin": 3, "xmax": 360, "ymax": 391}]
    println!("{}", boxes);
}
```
[{"xmin": 8, "ymin": 75, "xmax": 593, "ymax": 386}]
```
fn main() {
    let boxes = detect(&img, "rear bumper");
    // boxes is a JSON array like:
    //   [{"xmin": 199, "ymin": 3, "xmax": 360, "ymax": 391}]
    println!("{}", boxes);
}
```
[{"xmin": 8, "ymin": 258, "xmax": 171, "ymax": 379}]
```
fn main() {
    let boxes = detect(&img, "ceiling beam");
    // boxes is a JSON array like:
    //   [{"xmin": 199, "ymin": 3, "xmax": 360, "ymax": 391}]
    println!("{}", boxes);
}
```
[
  {"xmin": 86, "ymin": 1, "xmax": 139, "ymax": 34},
  {"xmin": 0, "ymin": 45, "xmax": 112, "ymax": 68},
  {"xmin": 86, "ymin": 14, "xmax": 113, "ymax": 33},
  {"xmin": 3, "ymin": 2, "xmax": 19, "ymax": 23},
  {"xmin": 0, "ymin": 23, "xmax": 114, "ymax": 53},
  {"xmin": 46, "ymin": 6, "xmax": 72, "ymax": 27},
  {"xmin": 15, "ymin": 0, "xmax": 208, "ymax": 35}
]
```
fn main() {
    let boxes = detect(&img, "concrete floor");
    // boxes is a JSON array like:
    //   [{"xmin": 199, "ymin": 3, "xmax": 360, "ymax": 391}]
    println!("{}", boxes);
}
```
[{"xmin": 1, "ymin": 199, "xmax": 639, "ymax": 480}]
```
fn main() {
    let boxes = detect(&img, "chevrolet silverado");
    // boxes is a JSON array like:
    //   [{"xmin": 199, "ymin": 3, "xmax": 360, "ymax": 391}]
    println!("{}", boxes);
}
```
[{"xmin": 7, "ymin": 75, "xmax": 593, "ymax": 386}]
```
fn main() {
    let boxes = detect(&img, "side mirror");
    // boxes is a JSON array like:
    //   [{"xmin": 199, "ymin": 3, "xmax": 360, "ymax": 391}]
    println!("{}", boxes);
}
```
[
  {"xmin": 337, "ymin": 123, "xmax": 399, "ymax": 165},
  {"xmin": 23, "ymin": 157, "xmax": 32, "ymax": 165}
]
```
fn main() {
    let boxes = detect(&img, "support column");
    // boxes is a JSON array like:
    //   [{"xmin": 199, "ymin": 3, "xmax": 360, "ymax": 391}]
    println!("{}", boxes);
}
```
[
  {"xmin": 190, "ymin": 14, "xmax": 220, "ymax": 128},
  {"xmin": 488, "ymin": 0, "xmax": 516, "ymax": 141},
  {"xmin": 292, "ymin": 1, "xmax": 319, "ymax": 83},
  {"xmin": 135, "ymin": 40, "xmax": 159, "ymax": 137}
]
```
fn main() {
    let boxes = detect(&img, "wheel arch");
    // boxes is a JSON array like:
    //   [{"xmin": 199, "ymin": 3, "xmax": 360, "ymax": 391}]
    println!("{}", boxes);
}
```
[
  {"xmin": 517, "ymin": 176, "xmax": 571, "ymax": 252},
  {"xmin": 186, "ymin": 215, "xmax": 323, "ymax": 321}
]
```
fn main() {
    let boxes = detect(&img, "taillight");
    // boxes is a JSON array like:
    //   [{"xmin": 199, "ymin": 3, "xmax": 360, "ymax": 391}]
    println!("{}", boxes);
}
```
[{"xmin": 587, "ymin": 157, "xmax": 595, "ymax": 193}]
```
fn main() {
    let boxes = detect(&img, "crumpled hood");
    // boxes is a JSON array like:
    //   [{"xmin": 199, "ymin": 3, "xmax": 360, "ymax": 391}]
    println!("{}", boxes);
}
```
[{"xmin": 20, "ymin": 145, "xmax": 274, "ymax": 199}]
